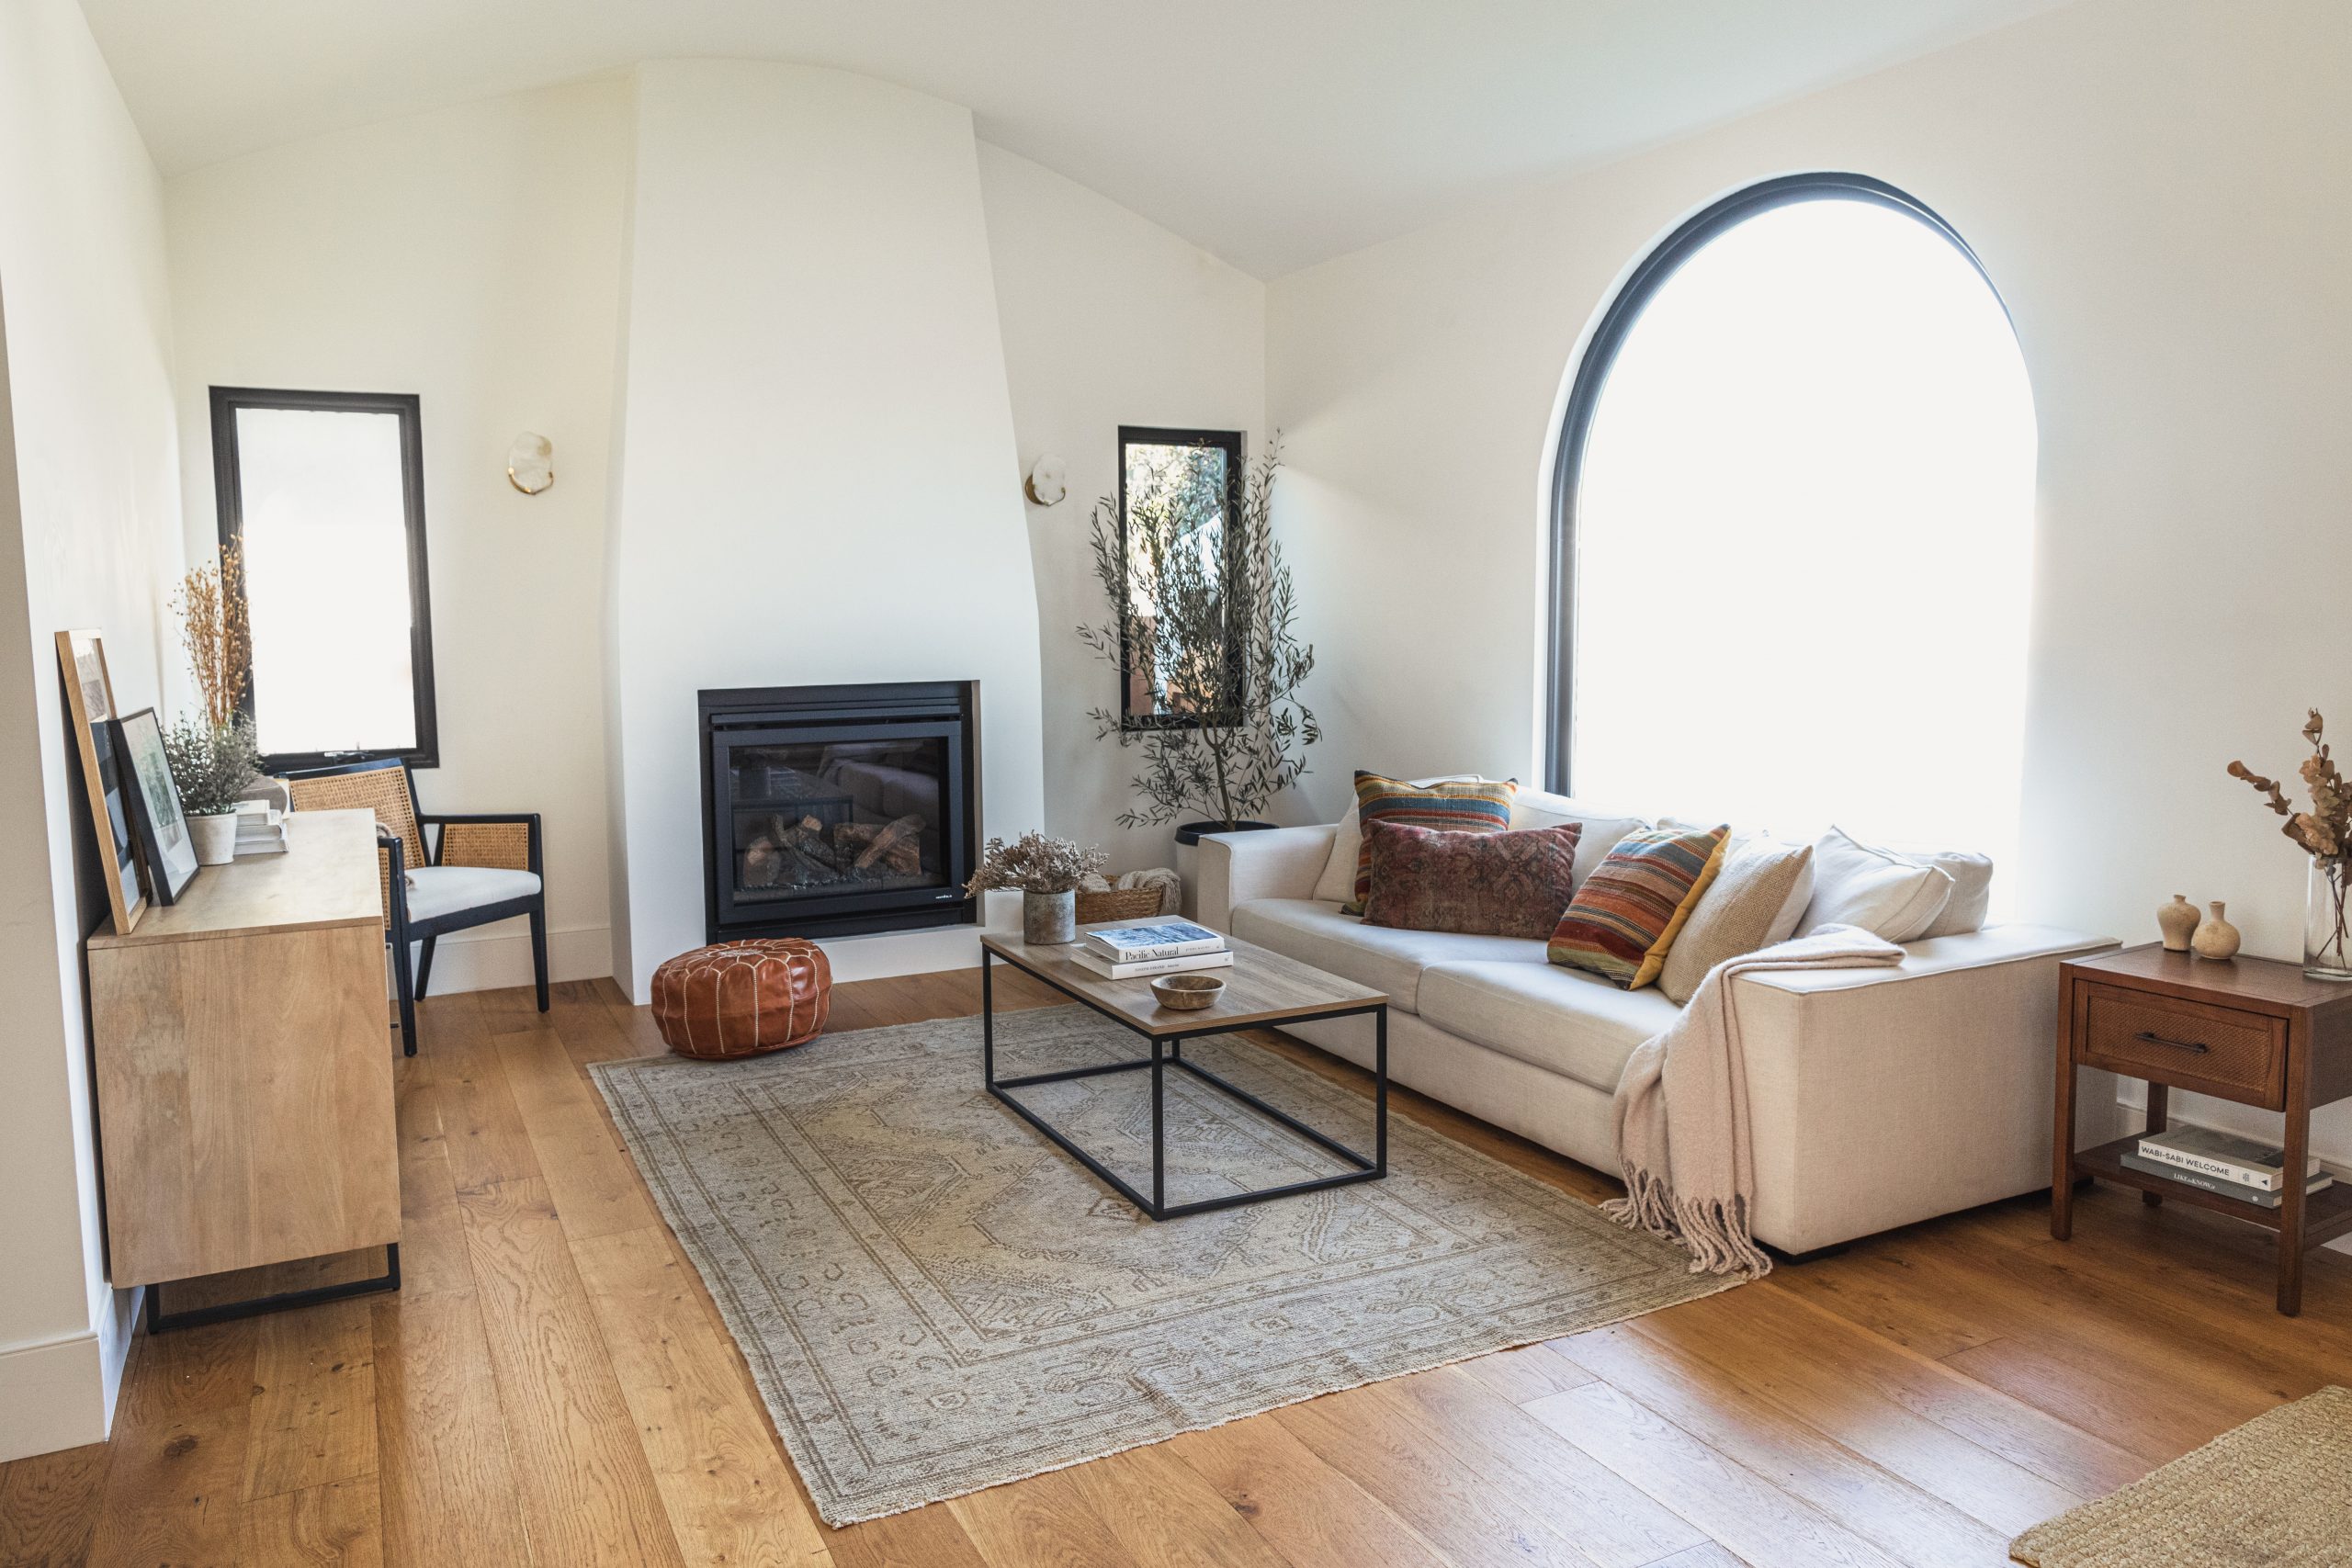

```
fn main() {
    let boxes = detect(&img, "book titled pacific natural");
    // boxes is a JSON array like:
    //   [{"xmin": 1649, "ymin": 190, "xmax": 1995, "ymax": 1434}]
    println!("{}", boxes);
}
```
[
  {"xmin": 1083, "ymin": 919, "xmax": 1227, "ymax": 964},
  {"xmin": 2136, "ymin": 1125, "xmax": 2326, "ymax": 1194},
  {"xmin": 1070, "ymin": 948, "xmax": 1237, "ymax": 981}
]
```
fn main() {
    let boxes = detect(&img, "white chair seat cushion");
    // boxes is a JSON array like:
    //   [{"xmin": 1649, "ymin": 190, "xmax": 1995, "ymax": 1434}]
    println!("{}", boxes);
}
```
[
  {"xmin": 406, "ymin": 865, "xmax": 542, "ymax": 924},
  {"xmin": 1417, "ymin": 960, "xmax": 1683, "ymax": 1092},
  {"xmin": 1227, "ymin": 897, "xmax": 1548, "ymax": 1013}
]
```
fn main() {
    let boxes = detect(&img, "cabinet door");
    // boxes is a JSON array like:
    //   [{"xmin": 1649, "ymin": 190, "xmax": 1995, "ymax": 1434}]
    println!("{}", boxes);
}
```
[{"xmin": 94, "ymin": 921, "xmax": 398, "ymax": 1286}]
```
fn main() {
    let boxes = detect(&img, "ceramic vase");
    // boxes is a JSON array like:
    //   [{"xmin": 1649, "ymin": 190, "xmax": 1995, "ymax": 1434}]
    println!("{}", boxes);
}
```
[
  {"xmin": 188, "ymin": 811, "xmax": 240, "ymax": 867},
  {"xmin": 2306, "ymin": 860, "xmax": 2352, "ymax": 981},
  {"xmin": 2156, "ymin": 895, "xmax": 2199, "ymax": 953},
  {"xmin": 1023, "ymin": 887, "xmax": 1078, "ymax": 945},
  {"xmin": 2190, "ymin": 900, "xmax": 2241, "ymax": 961}
]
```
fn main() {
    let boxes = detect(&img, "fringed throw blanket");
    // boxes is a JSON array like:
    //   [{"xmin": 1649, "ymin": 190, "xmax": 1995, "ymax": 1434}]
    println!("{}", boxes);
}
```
[{"xmin": 1606, "ymin": 926, "xmax": 1904, "ymax": 1275}]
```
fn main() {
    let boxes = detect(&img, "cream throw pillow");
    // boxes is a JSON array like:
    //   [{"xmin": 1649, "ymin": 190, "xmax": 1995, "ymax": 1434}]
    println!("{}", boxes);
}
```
[
  {"xmin": 1798, "ymin": 827, "xmax": 1954, "ymax": 942},
  {"xmin": 1658, "ymin": 838, "xmax": 1816, "ymax": 1005}
]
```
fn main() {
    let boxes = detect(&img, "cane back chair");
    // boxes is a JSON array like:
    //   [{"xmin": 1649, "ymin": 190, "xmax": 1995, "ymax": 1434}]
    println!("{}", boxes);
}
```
[{"xmin": 285, "ymin": 758, "xmax": 547, "ymax": 1055}]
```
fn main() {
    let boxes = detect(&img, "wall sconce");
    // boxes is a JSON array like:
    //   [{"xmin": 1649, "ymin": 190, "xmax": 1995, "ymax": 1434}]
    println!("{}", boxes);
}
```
[
  {"xmin": 1023, "ymin": 453, "xmax": 1067, "ymax": 507},
  {"xmin": 507, "ymin": 433, "xmax": 554, "ymax": 495}
]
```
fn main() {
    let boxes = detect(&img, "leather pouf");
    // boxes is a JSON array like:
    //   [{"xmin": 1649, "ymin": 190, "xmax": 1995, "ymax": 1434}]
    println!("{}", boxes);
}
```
[{"xmin": 651, "ymin": 939, "xmax": 832, "ymax": 1059}]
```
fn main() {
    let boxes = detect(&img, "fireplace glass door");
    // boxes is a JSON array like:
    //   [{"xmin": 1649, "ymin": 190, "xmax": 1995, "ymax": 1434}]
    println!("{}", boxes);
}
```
[{"xmin": 709, "ymin": 720, "xmax": 968, "ymax": 933}]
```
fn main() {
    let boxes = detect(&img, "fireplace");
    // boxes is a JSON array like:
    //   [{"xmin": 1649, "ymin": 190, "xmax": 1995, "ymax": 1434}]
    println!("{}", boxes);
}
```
[{"xmin": 700, "ymin": 682, "xmax": 978, "ymax": 942}]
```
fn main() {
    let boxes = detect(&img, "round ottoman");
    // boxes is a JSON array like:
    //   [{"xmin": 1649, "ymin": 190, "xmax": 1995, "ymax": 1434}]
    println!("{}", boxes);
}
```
[{"xmin": 650, "ymin": 939, "xmax": 832, "ymax": 1059}]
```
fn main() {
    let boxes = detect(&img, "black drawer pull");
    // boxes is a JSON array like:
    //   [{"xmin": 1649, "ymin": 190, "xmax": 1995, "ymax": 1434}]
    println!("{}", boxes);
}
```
[{"xmin": 2132, "ymin": 1030, "xmax": 2210, "ymax": 1055}]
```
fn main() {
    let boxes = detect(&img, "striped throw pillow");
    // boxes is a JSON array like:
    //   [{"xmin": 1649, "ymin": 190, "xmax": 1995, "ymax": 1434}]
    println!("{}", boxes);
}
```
[
  {"xmin": 1344, "ymin": 771, "xmax": 1517, "ymax": 914},
  {"xmin": 1546, "ymin": 823, "xmax": 1730, "ymax": 989}
]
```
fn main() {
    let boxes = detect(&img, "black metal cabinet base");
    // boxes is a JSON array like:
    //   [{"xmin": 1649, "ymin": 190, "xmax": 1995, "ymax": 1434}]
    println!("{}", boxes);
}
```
[
  {"xmin": 146, "ymin": 1243, "xmax": 401, "ymax": 1334},
  {"xmin": 981, "ymin": 950, "xmax": 1388, "ymax": 1220}
]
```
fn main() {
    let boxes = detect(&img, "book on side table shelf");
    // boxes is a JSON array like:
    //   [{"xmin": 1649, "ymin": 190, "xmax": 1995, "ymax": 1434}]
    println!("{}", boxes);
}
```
[
  {"xmin": 1076, "ymin": 919, "xmax": 1230, "ymax": 979},
  {"xmin": 2119, "ymin": 1152, "xmax": 2332, "ymax": 1209},
  {"xmin": 2136, "ymin": 1125, "xmax": 2326, "ymax": 1194}
]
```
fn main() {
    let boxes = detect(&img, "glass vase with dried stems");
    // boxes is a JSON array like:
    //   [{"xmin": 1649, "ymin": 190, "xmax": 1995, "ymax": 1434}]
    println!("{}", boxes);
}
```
[{"xmin": 2229, "ymin": 709, "xmax": 2352, "ymax": 981}]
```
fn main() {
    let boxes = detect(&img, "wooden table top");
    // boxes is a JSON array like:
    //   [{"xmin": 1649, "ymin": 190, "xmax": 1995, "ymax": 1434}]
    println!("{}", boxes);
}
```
[
  {"xmin": 980, "ymin": 920, "xmax": 1385, "ymax": 1037},
  {"xmin": 2064, "ymin": 942, "xmax": 2352, "ymax": 1019},
  {"xmin": 91, "ymin": 808, "xmax": 384, "ymax": 948}
]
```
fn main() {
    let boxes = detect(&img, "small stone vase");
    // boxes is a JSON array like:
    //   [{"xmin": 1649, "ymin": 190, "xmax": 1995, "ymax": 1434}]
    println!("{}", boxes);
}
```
[
  {"xmin": 1023, "ymin": 887, "xmax": 1078, "ymax": 945},
  {"xmin": 2190, "ymin": 900, "xmax": 2241, "ymax": 961},
  {"xmin": 2156, "ymin": 894, "xmax": 2200, "ymax": 953}
]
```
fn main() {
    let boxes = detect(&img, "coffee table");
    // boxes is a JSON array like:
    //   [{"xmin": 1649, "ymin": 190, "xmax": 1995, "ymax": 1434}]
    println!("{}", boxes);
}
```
[{"xmin": 978, "ymin": 922, "xmax": 1388, "ymax": 1220}]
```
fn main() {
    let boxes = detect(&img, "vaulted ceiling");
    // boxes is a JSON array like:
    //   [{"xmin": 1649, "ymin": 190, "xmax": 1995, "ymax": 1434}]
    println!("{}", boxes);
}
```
[{"xmin": 80, "ymin": 0, "xmax": 2077, "ymax": 276}]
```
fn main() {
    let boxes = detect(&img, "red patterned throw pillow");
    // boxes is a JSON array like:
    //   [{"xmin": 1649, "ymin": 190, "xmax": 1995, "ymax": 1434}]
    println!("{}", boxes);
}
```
[{"xmin": 1361, "ymin": 819, "xmax": 1582, "ymax": 938}]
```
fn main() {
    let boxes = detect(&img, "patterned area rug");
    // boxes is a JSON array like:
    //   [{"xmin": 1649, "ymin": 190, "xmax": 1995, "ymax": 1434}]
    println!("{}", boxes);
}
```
[
  {"xmin": 590, "ymin": 1005, "xmax": 1736, "ymax": 1524},
  {"xmin": 2010, "ymin": 1385, "xmax": 2352, "ymax": 1566}
]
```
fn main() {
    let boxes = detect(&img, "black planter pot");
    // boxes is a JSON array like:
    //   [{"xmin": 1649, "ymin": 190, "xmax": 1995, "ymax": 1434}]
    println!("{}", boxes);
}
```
[{"xmin": 1173, "ymin": 819, "xmax": 1278, "ymax": 847}]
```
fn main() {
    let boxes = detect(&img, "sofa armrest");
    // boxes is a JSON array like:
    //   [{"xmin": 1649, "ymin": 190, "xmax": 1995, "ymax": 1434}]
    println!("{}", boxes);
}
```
[
  {"xmin": 1194, "ymin": 824, "xmax": 1338, "ymax": 933},
  {"xmin": 1730, "ymin": 923, "xmax": 2124, "ymax": 1254},
  {"xmin": 1735, "ymin": 924, "xmax": 2119, "ymax": 994}
]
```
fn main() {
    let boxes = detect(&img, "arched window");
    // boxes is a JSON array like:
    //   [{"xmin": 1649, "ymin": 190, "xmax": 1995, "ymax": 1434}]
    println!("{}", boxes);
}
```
[{"xmin": 1548, "ymin": 174, "xmax": 2034, "ymax": 875}]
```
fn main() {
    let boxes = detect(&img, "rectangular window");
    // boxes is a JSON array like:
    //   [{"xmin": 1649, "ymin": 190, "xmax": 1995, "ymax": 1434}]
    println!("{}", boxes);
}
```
[
  {"xmin": 209, "ymin": 387, "xmax": 437, "ymax": 772},
  {"xmin": 1116, "ymin": 425, "xmax": 1242, "ymax": 728}
]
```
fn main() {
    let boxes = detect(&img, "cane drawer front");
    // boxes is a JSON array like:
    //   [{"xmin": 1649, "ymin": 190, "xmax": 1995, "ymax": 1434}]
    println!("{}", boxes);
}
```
[{"xmin": 2076, "ymin": 983, "xmax": 2288, "ymax": 1107}]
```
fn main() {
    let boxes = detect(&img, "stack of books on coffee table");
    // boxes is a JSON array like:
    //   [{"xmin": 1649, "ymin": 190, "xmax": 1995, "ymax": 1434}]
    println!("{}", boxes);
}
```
[
  {"xmin": 2125, "ymin": 1125, "xmax": 2334, "ymax": 1209},
  {"xmin": 1072, "ymin": 919, "xmax": 1232, "ymax": 980}
]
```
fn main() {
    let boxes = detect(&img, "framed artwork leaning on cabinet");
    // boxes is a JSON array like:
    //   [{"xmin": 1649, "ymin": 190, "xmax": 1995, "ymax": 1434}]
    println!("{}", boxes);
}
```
[
  {"xmin": 113, "ymin": 705, "xmax": 198, "ymax": 906},
  {"xmin": 54, "ymin": 629, "xmax": 146, "ymax": 933}
]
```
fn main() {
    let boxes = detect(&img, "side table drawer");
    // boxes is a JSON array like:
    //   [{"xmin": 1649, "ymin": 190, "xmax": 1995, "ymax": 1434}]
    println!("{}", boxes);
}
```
[{"xmin": 2075, "ymin": 982, "xmax": 2286, "ymax": 1107}]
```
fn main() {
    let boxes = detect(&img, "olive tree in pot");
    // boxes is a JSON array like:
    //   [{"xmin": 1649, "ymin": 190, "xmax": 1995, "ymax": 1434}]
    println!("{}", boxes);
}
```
[{"xmin": 1080, "ymin": 437, "xmax": 1317, "ymax": 850}]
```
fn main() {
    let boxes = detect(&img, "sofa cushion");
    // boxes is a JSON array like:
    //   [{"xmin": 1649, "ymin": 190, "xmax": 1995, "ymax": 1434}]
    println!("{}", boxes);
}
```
[
  {"xmin": 1362, "ymin": 819, "xmax": 1580, "ymax": 937},
  {"xmin": 1800, "ymin": 827, "xmax": 1954, "ymax": 942},
  {"xmin": 1547, "ymin": 823, "xmax": 1730, "ymax": 989},
  {"xmin": 1657, "ymin": 836, "xmax": 1815, "ymax": 1005},
  {"xmin": 1510, "ymin": 790, "xmax": 1652, "ymax": 885},
  {"xmin": 1339, "ymin": 773, "xmax": 1518, "ymax": 914},
  {"xmin": 1419, "ymin": 961, "xmax": 1682, "ymax": 1091},
  {"xmin": 1228, "ymin": 898, "xmax": 1547, "ymax": 1012}
]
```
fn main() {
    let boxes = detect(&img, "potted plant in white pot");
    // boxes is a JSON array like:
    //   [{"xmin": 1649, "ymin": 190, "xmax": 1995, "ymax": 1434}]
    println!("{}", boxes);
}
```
[
  {"xmin": 166, "ymin": 714, "xmax": 259, "ymax": 864},
  {"xmin": 167, "ymin": 548, "xmax": 260, "ymax": 866},
  {"xmin": 1080, "ymin": 435, "xmax": 1317, "ymax": 849},
  {"xmin": 966, "ymin": 831, "xmax": 1107, "ymax": 945}
]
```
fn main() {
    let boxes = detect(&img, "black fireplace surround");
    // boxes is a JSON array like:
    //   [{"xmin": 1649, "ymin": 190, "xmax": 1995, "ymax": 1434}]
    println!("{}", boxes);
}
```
[{"xmin": 700, "ymin": 682, "xmax": 978, "ymax": 942}]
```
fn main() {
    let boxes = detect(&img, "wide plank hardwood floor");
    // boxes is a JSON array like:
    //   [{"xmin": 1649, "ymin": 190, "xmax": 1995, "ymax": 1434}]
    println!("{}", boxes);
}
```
[{"xmin": 6, "ymin": 969, "xmax": 2348, "ymax": 1567}]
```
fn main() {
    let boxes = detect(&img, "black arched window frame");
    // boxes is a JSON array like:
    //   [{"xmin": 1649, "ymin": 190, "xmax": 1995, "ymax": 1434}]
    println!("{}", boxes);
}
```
[{"xmin": 1543, "ymin": 173, "xmax": 2009, "ymax": 794}]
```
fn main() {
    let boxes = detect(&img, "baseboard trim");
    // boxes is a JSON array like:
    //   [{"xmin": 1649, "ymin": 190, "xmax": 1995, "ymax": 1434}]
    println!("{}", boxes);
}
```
[{"xmin": 0, "ymin": 1328, "xmax": 112, "ymax": 1462}]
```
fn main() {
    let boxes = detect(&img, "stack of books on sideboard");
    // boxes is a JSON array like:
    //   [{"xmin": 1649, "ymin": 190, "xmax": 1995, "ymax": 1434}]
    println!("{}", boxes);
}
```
[
  {"xmin": 1074, "ymin": 919, "xmax": 1232, "ymax": 980},
  {"xmin": 2125, "ymin": 1126, "xmax": 2334, "ymax": 1208}
]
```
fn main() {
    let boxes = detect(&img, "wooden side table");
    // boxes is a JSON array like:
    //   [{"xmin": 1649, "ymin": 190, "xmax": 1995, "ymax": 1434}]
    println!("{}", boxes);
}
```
[{"xmin": 2052, "ymin": 943, "xmax": 2352, "ymax": 1314}]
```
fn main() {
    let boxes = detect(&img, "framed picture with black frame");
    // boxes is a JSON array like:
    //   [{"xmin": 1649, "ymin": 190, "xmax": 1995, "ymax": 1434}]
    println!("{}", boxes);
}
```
[{"xmin": 113, "ymin": 706, "xmax": 199, "ymax": 906}]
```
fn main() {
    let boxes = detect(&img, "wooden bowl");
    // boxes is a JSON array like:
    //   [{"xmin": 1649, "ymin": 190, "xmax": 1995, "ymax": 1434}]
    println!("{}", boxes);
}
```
[{"xmin": 1150, "ymin": 973, "xmax": 1226, "ymax": 1010}]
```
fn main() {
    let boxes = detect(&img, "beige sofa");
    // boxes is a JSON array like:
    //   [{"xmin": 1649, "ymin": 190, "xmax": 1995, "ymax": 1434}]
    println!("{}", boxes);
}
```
[{"xmin": 1196, "ymin": 807, "xmax": 2122, "ymax": 1255}]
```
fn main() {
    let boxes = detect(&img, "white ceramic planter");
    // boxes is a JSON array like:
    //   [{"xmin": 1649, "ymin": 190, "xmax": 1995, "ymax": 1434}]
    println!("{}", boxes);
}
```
[{"xmin": 189, "ymin": 811, "xmax": 240, "ymax": 866}]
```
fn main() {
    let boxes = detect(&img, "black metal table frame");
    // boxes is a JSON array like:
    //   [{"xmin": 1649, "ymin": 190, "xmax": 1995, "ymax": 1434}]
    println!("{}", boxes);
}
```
[{"xmin": 980, "ymin": 948, "xmax": 1388, "ymax": 1221}]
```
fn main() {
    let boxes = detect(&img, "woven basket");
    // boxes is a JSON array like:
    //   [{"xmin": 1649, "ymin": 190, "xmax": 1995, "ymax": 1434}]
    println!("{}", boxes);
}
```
[{"xmin": 1077, "ymin": 886, "xmax": 1165, "ymax": 924}]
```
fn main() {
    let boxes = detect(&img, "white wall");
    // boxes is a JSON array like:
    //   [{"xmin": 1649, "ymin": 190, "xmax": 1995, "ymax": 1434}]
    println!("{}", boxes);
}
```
[
  {"xmin": 1265, "ymin": 0, "xmax": 2352, "ymax": 1190},
  {"xmin": 0, "ymin": 0, "xmax": 185, "ymax": 1461},
  {"xmin": 605, "ymin": 61, "xmax": 1046, "ymax": 994},
  {"xmin": 164, "ymin": 78, "xmax": 632, "ymax": 991},
  {"xmin": 975, "ymin": 142, "xmax": 1269, "ymax": 872}
]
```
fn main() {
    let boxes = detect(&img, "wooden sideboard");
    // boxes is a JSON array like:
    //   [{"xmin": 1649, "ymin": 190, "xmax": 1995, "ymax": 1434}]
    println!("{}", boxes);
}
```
[{"xmin": 88, "ymin": 807, "xmax": 401, "ymax": 1326}]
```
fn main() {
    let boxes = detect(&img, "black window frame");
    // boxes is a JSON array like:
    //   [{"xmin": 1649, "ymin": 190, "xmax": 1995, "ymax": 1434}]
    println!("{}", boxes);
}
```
[
  {"xmin": 1544, "ymin": 172, "xmax": 2007, "ymax": 794},
  {"xmin": 1114, "ymin": 424, "xmax": 1246, "ymax": 732},
  {"xmin": 209, "ymin": 385, "xmax": 439, "ymax": 773}
]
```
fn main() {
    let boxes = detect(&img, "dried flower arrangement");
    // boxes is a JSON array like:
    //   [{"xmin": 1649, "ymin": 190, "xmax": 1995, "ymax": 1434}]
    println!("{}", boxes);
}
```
[
  {"xmin": 2229, "ymin": 709, "xmax": 2352, "ymax": 976},
  {"xmin": 175, "ymin": 547, "xmax": 252, "ymax": 730},
  {"xmin": 964, "ymin": 831, "xmax": 1108, "ymax": 897},
  {"xmin": 167, "ymin": 549, "xmax": 259, "ymax": 817}
]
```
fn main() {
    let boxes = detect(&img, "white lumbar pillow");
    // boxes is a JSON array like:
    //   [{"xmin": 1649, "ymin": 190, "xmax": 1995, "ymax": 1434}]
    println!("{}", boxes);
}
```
[{"xmin": 1798, "ymin": 827, "xmax": 1955, "ymax": 942}]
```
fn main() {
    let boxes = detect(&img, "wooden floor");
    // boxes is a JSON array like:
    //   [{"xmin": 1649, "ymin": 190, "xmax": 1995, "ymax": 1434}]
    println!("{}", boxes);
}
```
[{"xmin": 6, "ymin": 969, "xmax": 2349, "ymax": 1568}]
